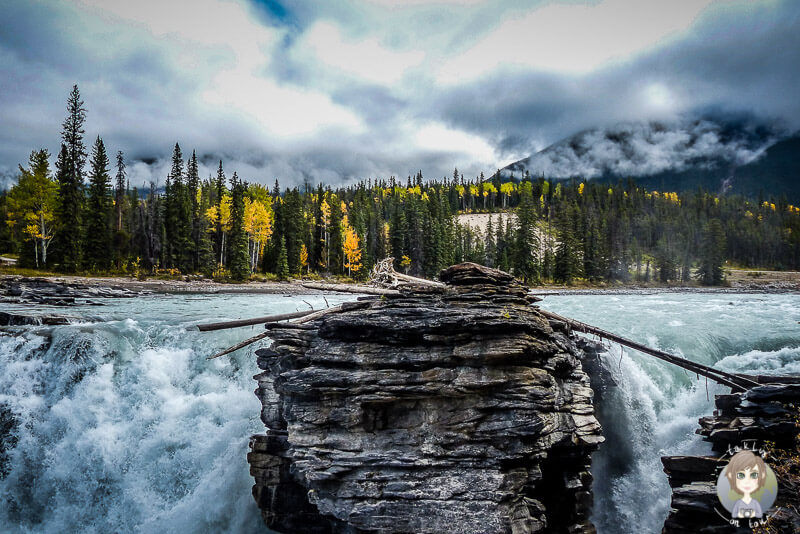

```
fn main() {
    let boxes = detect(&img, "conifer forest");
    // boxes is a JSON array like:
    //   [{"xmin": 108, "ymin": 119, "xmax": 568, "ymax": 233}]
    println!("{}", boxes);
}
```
[{"xmin": 2, "ymin": 86, "xmax": 799, "ymax": 285}]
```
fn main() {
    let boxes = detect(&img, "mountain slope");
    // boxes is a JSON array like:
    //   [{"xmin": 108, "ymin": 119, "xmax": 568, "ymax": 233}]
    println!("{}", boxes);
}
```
[{"xmin": 502, "ymin": 119, "xmax": 799, "ymax": 200}]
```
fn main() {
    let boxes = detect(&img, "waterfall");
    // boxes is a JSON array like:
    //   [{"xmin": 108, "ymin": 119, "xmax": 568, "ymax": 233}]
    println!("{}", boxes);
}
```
[
  {"xmin": 542, "ymin": 293, "xmax": 800, "ymax": 533},
  {"xmin": 0, "ymin": 294, "xmax": 351, "ymax": 534}
]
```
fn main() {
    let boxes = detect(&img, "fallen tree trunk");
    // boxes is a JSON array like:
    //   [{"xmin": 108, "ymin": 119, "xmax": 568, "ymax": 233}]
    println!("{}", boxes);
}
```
[
  {"xmin": 208, "ymin": 305, "xmax": 354, "ymax": 359},
  {"xmin": 291, "ymin": 305, "xmax": 344, "ymax": 324},
  {"xmin": 197, "ymin": 310, "xmax": 313, "ymax": 332},
  {"xmin": 538, "ymin": 309, "xmax": 760, "ymax": 392},
  {"xmin": 208, "ymin": 331, "xmax": 270, "ymax": 360},
  {"xmin": 300, "ymin": 282, "xmax": 399, "ymax": 296},
  {"xmin": 390, "ymin": 272, "xmax": 444, "ymax": 287}
]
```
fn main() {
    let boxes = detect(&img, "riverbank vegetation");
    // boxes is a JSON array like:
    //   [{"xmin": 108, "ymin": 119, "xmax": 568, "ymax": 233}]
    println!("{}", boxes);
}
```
[{"xmin": 2, "ymin": 86, "xmax": 799, "ymax": 284}]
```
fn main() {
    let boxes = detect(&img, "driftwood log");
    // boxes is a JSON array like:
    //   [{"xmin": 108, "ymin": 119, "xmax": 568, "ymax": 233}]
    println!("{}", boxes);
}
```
[{"xmin": 369, "ymin": 257, "xmax": 445, "ymax": 288}]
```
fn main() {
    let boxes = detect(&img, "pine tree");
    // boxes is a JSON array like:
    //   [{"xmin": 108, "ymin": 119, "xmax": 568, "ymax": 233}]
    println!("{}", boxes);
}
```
[
  {"xmin": 83, "ymin": 136, "xmax": 113, "ymax": 270},
  {"xmin": 228, "ymin": 172, "xmax": 250, "ymax": 280},
  {"xmin": 56, "ymin": 85, "xmax": 87, "ymax": 271}
]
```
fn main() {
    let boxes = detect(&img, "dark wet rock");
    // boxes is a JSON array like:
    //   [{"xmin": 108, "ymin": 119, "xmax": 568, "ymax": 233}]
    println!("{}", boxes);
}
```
[
  {"xmin": 0, "ymin": 311, "xmax": 70, "ymax": 326},
  {"xmin": 248, "ymin": 263, "xmax": 603, "ymax": 533},
  {"xmin": 661, "ymin": 383, "xmax": 800, "ymax": 533},
  {"xmin": 0, "ymin": 276, "xmax": 140, "ymax": 306}
]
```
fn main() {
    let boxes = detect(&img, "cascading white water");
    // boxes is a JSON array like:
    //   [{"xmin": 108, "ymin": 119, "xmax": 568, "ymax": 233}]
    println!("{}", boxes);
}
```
[
  {"xmin": 1, "ymin": 292, "xmax": 798, "ymax": 533},
  {"xmin": 540, "ymin": 293, "xmax": 800, "ymax": 534},
  {"xmin": 0, "ymin": 293, "xmax": 354, "ymax": 534}
]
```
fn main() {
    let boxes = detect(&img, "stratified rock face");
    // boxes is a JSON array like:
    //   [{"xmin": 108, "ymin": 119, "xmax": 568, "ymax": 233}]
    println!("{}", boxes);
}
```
[
  {"xmin": 249, "ymin": 263, "xmax": 603, "ymax": 534},
  {"xmin": 661, "ymin": 383, "xmax": 800, "ymax": 533}
]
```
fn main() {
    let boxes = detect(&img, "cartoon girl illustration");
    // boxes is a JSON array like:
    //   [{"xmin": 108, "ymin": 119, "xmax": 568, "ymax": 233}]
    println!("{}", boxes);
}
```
[{"xmin": 724, "ymin": 450, "xmax": 767, "ymax": 519}]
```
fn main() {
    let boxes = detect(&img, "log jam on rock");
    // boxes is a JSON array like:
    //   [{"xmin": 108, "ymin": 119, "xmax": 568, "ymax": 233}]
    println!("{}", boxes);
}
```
[{"xmin": 247, "ymin": 263, "xmax": 604, "ymax": 533}]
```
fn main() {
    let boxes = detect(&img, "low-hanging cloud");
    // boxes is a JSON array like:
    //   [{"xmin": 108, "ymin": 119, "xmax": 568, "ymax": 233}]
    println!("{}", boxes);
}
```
[{"xmin": 506, "ymin": 118, "xmax": 781, "ymax": 179}]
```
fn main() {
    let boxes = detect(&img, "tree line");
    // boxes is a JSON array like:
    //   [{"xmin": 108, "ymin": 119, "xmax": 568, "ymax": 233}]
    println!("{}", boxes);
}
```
[{"xmin": 2, "ymin": 85, "xmax": 799, "ymax": 285}]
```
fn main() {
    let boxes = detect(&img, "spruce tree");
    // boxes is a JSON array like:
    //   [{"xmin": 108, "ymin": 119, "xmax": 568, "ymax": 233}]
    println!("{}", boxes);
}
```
[
  {"xmin": 228, "ymin": 172, "xmax": 250, "ymax": 280},
  {"xmin": 113, "ymin": 151, "xmax": 129, "ymax": 267},
  {"xmin": 696, "ymin": 219, "xmax": 726, "ymax": 285},
  {"xmin": 187, "ymin": 150, "xmax": 201, "ymax": 270},
  {"xmin": 485, "ymin": 214, "xmax": 496, "ymax": 268},
  {"xmin": 283, "ymin": 189, "xmax": 304, "ymax": 274},
  {"xmin": 166, "ymin": 143, "xmax": 192, "ymax": 271},
  {"xmin": 328, "ymin": 195, "xmax": 344, "ymax": 274},
  {"xmin": 56, "ymin": 85, "xmax": 87, "ymax": 271},
  {"xmin": 512, "ymin": 181, "xmax": 540, "ymax": 284},
  {"xmin": 655, "ymin": 235, "xmax": 678, "ymax": 283},
  {"xmin": 276, "ymin": 236, "xmax": 289, "ymax": 280},
  {"xmin": 192, "ymin": 163, "xmax": 215, "ymax": 275},
  {"xmin": 115, "ymin": 151, "xmax": 126, "ymax": 232},
  {"xmin": 554, "ymin": 203, "xmax": 582, "ymax": 284},
  {"xmin": 390, "ymin": 202, "xmax": 407, "ymax": 270},
  {"xmin": 214, "ymin": 161, "xmax": 226, "ymax": 265},
  {"xmin": 84, "ymin": 136, "xmax": 113, "ymax": 270}
]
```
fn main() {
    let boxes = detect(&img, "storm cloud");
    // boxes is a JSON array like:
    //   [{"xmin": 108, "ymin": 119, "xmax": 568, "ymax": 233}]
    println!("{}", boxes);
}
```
[{"xmin": 0, "ymin": 0, "xmax": 798, "ymax": 189}]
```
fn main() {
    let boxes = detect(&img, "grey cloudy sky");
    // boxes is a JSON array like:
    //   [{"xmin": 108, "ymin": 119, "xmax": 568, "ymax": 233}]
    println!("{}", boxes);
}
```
[{"xmin": 0, "ymin": 0, "xmax": 798, "ymax": 189}]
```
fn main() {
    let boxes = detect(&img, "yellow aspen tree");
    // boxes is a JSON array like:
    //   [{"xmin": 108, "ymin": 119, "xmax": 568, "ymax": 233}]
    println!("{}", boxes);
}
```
[
  {"xmin": 469, "ymin": 184, "xmax": 479, "ymax": 210},
  {"xmin": 254, "ymin": 200, "xmax": 273, "ymax": 269},
  {"xmin": 455, "ymin": 184, "xmax": 466, "ymax": 210},
  {"xmin": 300, "ymin": 243, "xmax": 309, "ymax": 274},
  {"xmin": 342, "ymin": 225, "xmax": 362, "ymax": 276},
  {"xmin": 6, "ymin": 150, "xmax": 58, "ymax": 268},
  {"xmin": 400, "ymin": 254, "xmax": 411, "ymax": 273},
  {"xmin": 320, "ymin": 197, "xmax": 331, "ymax": 268},
  {"xmin": 211, "ymin": 194, "xmax": 232, "ymax": 266},
  {"xmin": 483, "ymin": 182, "xmax": 497, "ymax": 209},
  {"xmin": 500, "ymin": 182, "xmax": 514, "ymax": 208},
  {"xmin": 244, "ymin": 198, "xmax": 273, "ymax": 272}
]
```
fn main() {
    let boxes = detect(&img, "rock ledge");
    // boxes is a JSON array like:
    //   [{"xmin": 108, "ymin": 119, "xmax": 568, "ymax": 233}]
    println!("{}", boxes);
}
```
[{"xmin": 248, "ymin": 264, "xmax": 603, "ymax": 533}]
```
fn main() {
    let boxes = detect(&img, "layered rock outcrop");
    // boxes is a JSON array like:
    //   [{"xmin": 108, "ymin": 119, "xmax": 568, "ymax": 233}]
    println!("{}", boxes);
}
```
[
  {"xmin": 248, "ymin": 263, "xmax": 603, "ymax": 533},
  {"xmin": 661, "ymin": 382, "xmax": 800, "ymax": 533},
  {"xmin": 0, "ymin": 276, "xmax": 138, "ymax": 306}
]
